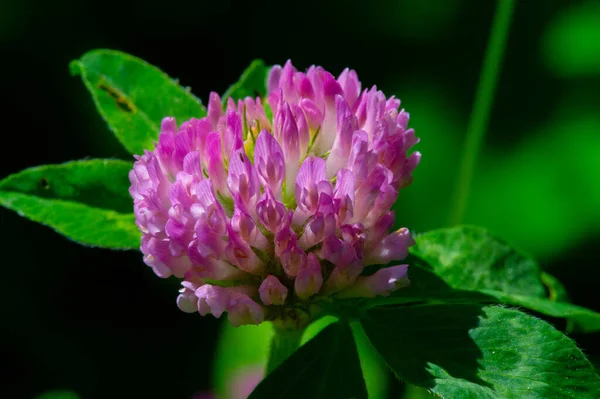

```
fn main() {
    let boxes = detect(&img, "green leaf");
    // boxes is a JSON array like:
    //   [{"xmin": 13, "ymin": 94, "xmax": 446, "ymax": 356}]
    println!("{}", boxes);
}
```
[
  {"xmin": 70, "ymin": 49, "xmax": 206, "ymax": 155},
  {"xmin": 212, "ymin": 316, "xmax": 388, "ymax": 399},
  {"xmin": 411, "ymin": 225, "xmax": 546, "ymax": 298},
  {"xmin": 249, "ymin": 322, "xmax": 367, "ymax": 399},
  {"xmin": 360, "ymin": 264, "xmax": 600, "ymax": 333},
  {"xmin": 361, "ymin": 304, "xmax": 600, "ymax": 398},
  {"xmin": 304, "ymin": 316, "xmax": 390, "ymax": 399},
  {"xmin": 350, "ymin": 321, "xmax": 391, "ymax": 399},
  {"xmin": 266, "ymin": 326, "xmax": 305, "ymax": 374},
  {"xmin": 0, "ymin": 160, "xmax": 139, "ymax": 249},
  {"xmin": 591, "ymin": 356, "xmax": 600, "ymax": 373},
  {"xmin": 223, "ymin": 59, "xmax": 269, "ymax": 101},
  {"xmin": 477, "ymin": 289, "xmax": 600, "ymax": 333}
]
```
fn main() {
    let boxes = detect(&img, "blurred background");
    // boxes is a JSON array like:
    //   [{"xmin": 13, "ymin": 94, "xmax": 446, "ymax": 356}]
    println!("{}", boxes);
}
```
[{"xmin": 1, "ymin": 0, "xmax": 599, "ymax": 397}]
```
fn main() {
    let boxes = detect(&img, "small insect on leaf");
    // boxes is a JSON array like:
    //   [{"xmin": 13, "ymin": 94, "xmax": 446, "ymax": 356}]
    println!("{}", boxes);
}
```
[{"xmin": 97, "ymin": 80, "xmax": 136, "ymax": 113}]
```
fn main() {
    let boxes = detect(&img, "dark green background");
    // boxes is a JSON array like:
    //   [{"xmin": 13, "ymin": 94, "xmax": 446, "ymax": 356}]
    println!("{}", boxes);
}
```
[{"xmin": 1, "ymin": 0, "xmax": 599, "ymax": 398}]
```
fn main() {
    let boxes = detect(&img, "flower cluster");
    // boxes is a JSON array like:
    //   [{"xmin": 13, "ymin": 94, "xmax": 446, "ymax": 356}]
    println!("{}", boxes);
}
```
[{"xmin": 129, "ymin": 61, "xmax": 420, "ymax": 327}]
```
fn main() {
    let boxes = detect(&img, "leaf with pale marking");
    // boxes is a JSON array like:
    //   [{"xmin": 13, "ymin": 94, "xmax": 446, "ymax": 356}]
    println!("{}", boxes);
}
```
[{"xmin": 71, "ymin": 49, "xmax": 206, "ymax": 155}]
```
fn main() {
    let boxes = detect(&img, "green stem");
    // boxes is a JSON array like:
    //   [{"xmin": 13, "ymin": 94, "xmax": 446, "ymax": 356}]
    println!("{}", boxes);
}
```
[
  {"xmin": 449, "ymin": 0, "xmax": 516, "ymax": 226},
  {"xmin": 266, "ymin": 326, "xmax": 305, "ymax": 374}
]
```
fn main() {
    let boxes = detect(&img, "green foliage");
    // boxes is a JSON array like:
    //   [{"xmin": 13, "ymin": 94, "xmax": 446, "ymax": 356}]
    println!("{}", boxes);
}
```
[
  {"xmin": 361, "ymin": 304, "xmax": 600, "ymax": 398},
  {"xmin": 266, "ymin": 327, "xmax": 305, "ymax": 373},
  {"xmin": 4, "ymin": 48, "xmax": 596, "ymax": 398},
  {"xmin": 478, "ymin": 290, "xmax": 600, "ymax": 333},
  {"xmin": 411, "ymin": 225, "xmax": 546, "ymax": 297},
  {"xmin": 467, "ymin": 115, "xmax": 600, "ymax": 260},
  {"xmin": 249, "ymin": 322, "xmax": 367, "ymax": 399},
  {"xmin": 359, "ymin": 264, "xmax": 600, "ymax": 333},
  {"xmin": 394, "ymin": 87, "xmax": 600, "ymax": 263},
  {"xmin": 0, "ymin": 160, "xmax": 139, "ymax": 249},
  {"xmin": 542, "ymin": 1, "xmax": 600, "ymax": 77},
  {"xmin": 214, "ymin": 315, "xmax": 390, "ymax": 399},
  {"xmin": 222, "ymin": 59, "xmax": 270, "ymax": 101},
  {"xmin": 350, "ymin": 321, "xmax": 390, "ymax": 399},
  {"xmin": 70, "ymin": 49, "xmax": 206, "ymax": 155}
]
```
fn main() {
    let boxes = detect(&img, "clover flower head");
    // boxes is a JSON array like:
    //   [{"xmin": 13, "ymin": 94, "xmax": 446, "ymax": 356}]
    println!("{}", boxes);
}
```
[{"xmin": 129, "ymin": 60, "xmax": 420, "ymax": 327}]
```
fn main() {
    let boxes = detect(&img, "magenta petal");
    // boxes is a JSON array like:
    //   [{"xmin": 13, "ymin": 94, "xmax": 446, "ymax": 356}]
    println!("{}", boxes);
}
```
[
  {"xmin": 339, "ymin": 265, "xmax": 410, "ymax": 298},
  {"xmin": 182, "ymin": 150, "xmax": 203, "ymax": 176},
  {"xmin": 274, "ymin": 101, "xmax": 300, "ymax": 165},
  {"xmin": 280, "ymin": 244, "xmax": 307, "ymax": 277},
  {"xmin": 204, "ymin": 132, "xmax": 228, "ymax": 195},
  {"xmin": 227, "ymin": 294, "xmax": 265, "ymax": 327},
  {"xmin": 299, "ymin": 98, "xmax": 324, "ymax": 131},
  {"xmin": 352, "ymin": 165, "xmax": 391, "ymax": 223},
  {"xmin": 337, "ymin": 68, "xmax": 361, "ymax": 111},
  {"xmin": 327, "ymin": 95, "xmax": 357, "ymax": 178},
  {"xmin": 295, "ymin": 253, "xmax": 323, "ymax": 300},
  {"xmin": 268, "ymin": 65, "xmax": 283, "ymax": 95},
  {"xmin": 190, "ymin": 179, "xmax": 227, "ymax": 236},
  {"xmin": 291, "ymin": 103, "xmax": 310, "ymax": 156},
  {"xmin": 224, "ymin": 110, "xmax": 244, "ymax": 154},
  {"xmin": 207, "ymin": 92, "xmax": 222, "ymax": 128},
  {"xmin": 196, "ymin": 284, "xmax": 230, "ymax": 318},
  {"xmin": 295, "ymin": 156, "xmax": 331, "ymax": 215},
  {"xmin": 254, "ymin": 130, "xmax": 285, "ymax": 195},
  {"xmin": 227, "ymin": 148, "xmax": 260, "ymax": 210},
  {"xmin": 225, "ymin": 226, "xmax": 265, "ymax": 275},
  {"xmin": 129, "ymin": 59, "xmax": 421, "ymax": 327},
  {"xmin": 364, "ymin": 227, "xmax": 415, "ymax": 265},
  {"xmin": 274, "ymin": 211, "xmax": 295, "ymax": 257},
  {"xmin": 363, "ymin": 87, "xmax": 386, "ymax": 142},
  {"xmin": 333, "ymin": 169, "xmax": 355, "ymax": 225},
  {"xmin": 161, "ymin": 117, "xmax": 178, "ymax": 134},
  {"xmin": 259, "ymin": 275, "xmax": 288, "ymax": 305},
  {"xmin": 323, "ymin": 259, "xmax": 364, "ymax": 294},
  {"xmin": 256, "ymin": 188, "xmax": 287, "ymax": 233},
  {"xmin": 365, "ymin": 211, "xmax": 395, "ymax": 247},
  {"xmin": 231, "ymin": 196, "xmax": 268, "ymax": 250},
  {"xmin": 294, "ymin": 71, "xmax": 314, "ymax": 100},
  {"xmin": 177, "ymin": 281, "xmax": 200, "ymax": 313},
  {"xmin": 279, "ymin": 60, "xmax": 298, "ymax": 103}
]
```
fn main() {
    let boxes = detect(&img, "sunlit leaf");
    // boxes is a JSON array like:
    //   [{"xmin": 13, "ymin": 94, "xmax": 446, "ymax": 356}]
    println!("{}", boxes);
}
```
[
  {"xmin": 71, "ymin": 49, "xmax": 206, "ymax": 155},
  {"xmin": 223, "ymin": 59, "xmax": 269, "ymax": 101},
  {"xmin": 0, "ymin": 160, "xmax": 139, "ymax": 249},
  {"xmin": 411, "ymin": 225, "xmax": 546, "ymax": 297},
  {"xmin": 362, "ymin": 304, "xmax": 600, "ymax": 398}
]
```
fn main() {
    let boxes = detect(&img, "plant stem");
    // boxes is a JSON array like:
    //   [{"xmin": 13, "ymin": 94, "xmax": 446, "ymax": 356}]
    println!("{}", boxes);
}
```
[
  {"xmin": 449, "ymin": 0, "xmax": 516, "ymax": 226},
  {"xmin": 266, "ymin": 326, "xmax": 305, "ymax": 374}
]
